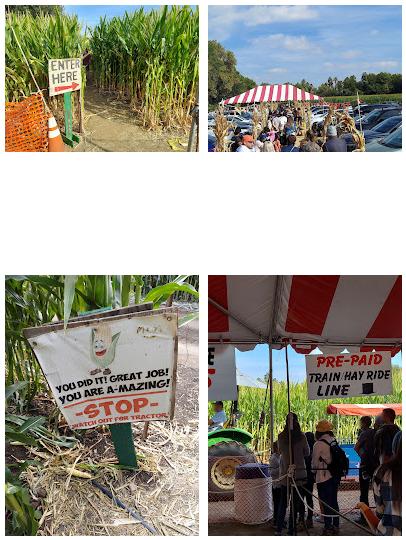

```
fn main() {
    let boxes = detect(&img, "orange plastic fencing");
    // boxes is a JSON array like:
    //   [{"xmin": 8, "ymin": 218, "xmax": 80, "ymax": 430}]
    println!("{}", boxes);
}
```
[{"xmin": 5, "ymin": 93, "xmax": 48, "ymax": 152}]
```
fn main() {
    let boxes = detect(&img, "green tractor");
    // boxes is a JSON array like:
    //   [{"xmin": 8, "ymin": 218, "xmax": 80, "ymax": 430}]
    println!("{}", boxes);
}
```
[{"xmin": 208, "ymin": 426, "xmax": 257, "ymax": 500}]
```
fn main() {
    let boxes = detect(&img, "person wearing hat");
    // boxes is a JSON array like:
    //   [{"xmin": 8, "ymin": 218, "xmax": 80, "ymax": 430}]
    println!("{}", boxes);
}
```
[
  {"xmin": 322, "ymin": 125, "xmax": 347, "ymax": 152},
  {"xmin": 236, "ymin": 134, "xmax": 258, "ymax": 152},
  {"xmin": 312, "ymin": 420, "xmax": 340, "ymax": 535}
]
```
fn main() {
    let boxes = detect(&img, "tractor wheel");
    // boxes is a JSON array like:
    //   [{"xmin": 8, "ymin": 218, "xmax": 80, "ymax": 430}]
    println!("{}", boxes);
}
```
[{"xmin": 208, "ymin": 441, "xmax": 256, "ymax": 501}]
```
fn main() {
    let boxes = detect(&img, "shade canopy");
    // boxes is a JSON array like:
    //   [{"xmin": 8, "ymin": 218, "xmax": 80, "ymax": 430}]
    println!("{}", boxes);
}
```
[
  {"xmin": 327, "ymin": 403, "xmax": 402, "ymax": 416},
  {"xmin": 236, "ymin": 368, "xmax": 267, "ymax": 389},
  {"xmin": 223, "ymin": 84, "xmax": 321, "ymax": 105},
  {"xmin": 208, "ymin": 275, "xmax": 402, "ymax": 356}
]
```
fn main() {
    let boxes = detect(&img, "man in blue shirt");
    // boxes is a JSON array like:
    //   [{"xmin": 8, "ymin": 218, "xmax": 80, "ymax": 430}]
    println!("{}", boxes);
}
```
[
  {"xmin": 322, "ymin": 125, "xmax": 347, "ymax": 152},
  {"xmin": 208, "ymin": 401, "xmax": 227, "ymax": 431}
]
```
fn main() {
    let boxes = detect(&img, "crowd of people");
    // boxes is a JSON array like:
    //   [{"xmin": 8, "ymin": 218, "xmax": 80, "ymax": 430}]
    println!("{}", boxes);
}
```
[
  {"xmin": 270, "ymin": 408, "xmax": 402, "ymax": 536},
  {"xmin": 227, "ymin": 106, "xmax": 346, "ymax": 152}
]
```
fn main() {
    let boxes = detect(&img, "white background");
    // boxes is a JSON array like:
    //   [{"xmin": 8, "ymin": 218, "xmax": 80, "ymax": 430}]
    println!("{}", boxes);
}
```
[{"xmin": 1, "ymin": 0, "xmax": 405, "ymax": 536}]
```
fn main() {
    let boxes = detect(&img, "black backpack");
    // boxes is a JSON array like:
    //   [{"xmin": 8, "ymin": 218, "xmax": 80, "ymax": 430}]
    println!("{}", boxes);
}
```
[{"xmin": 320, "ymin": 439, "xmax": 349, "ymax": 479}]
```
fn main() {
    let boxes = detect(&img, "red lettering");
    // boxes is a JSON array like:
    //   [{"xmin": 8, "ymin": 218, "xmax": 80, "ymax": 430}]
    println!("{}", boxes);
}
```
[
  {"xmin": 116, "ymin": 399, "xmax": 132, "ymax": 414},
  {"xmin": 351, "ymin": 354, "xmax": 359, "ymax": 366},
  {"xmin": 98, "ymin": 400, "xmax": 114, "ymax": 416},
  {"xmin": 133, "ymin": 397, "xmax": 148, "ymax": 412},
  {"xmin": 335, "ymin": 355, "xmax": 344, "ymax": 367},
  {"xmin": 317, "ymin": 356, "xmax": 326, "ymax": 367},
  {"xmin": 325, "ymin": 356, "xmax": 335, "ymax": 367},
  {"xmin": 83, "ymin": 403, "xmax": 99, "ymax": 418},
  {"xmin": 374, "ymin": 353, "xmax": 382, "ymax": 365}
]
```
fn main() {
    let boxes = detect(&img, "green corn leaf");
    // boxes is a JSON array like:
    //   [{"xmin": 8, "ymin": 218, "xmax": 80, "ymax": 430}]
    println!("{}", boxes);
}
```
[
  {"xmin": 5, "ymin": 382, "xmax": 29, "ymax": 401},
  {"xmin": 63, "ymin": 275, "xmax": 78, "ymax": 329}
]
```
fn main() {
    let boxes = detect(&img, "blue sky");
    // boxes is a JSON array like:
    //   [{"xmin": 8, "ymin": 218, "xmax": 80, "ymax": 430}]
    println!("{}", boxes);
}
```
[
  {"xmin": 208, "ymin": 5, "xmax": 402, "ymax": 85},
  {"xmin": 64, "ymin": 5, "xmax": 176, "ymax": 28},
  {"xmin": 237, "ymin": 345, "xmax": 402, "ymax": 383}
]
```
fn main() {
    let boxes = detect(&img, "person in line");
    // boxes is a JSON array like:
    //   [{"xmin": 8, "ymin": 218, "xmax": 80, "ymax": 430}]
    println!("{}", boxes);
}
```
[
  {"xmin": 372, "ymin": 432, "xmax": 402, "ymax": 535},
  {"xmin": 270, "ymin": 441, "xmax": 282, "ymax": 527},
  {"xmin": 236, "ymin": 134, "xmax": 257, "ymax": 152},
  {"xmin": 300, "ymin": 131, "xmax": 322, "ymax": 152},
  {"xmin": 354, "ymin": 416, "xmax": 376, "ymax": 523},
  {"xmin": 303, "ymin": 432, "xmax": 316, "ymax": 528},
  {"xmin": 276, "ymin": 413, "xmax": 310, "ymax": 535},
  {"xmin": 208, "ymin": 401, "xmax": 227, "ymax": 431},
  {"xmin": 273, "ymin": 133, "xmax": 281, "ymax": 152},
  {"xmin": 230, "ymin": 134, "xmax": 243, "ymax": 152},
  {"xmin": 312, "ymin": 420, "xmax": 340, "ymax": 535},
  {"xmin": 281, "ymin": 134, "xmax": 300, "ymax": 152},
  {"xmin": 322, "ymin": 125, "xmax": 347, "ymax": 152},
  {"xmin": 284, "ymin": 116, "xmax": 296, "ymax": 137},
  {"xmin": 375, "ymin": 408, "xmax": 400, "ymax": 463}
]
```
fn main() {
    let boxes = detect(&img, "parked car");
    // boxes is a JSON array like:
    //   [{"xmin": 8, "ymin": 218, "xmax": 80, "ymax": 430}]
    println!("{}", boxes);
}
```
[
  {"xmin": 342, "ymin": 115, "xmax": 402, "ymax": 151},
  {"xmin": 354, "ymin": 106, "xmax": 401, "ymax": 128},
  {"xmin": 365, "ymin": 125, "xmax": 402, "ymax": 152},
  {"xmin": 353, "ymin": 102, "xmax": 399, "ymax": 119}
]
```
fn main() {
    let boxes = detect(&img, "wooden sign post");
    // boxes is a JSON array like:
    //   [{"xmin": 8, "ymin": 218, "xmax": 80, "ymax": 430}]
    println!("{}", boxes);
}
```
[{"xmin": 24, "ymin": 304, "xmax": 178, "ymax": 469}]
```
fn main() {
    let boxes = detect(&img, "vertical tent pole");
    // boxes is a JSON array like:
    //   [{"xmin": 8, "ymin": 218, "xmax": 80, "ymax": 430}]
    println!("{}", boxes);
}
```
[
  {"xmin": 285, "ymin": 345, "xmax": 296, "ymax": 535},
  {"xmin": 269, "ymin": 344, "xmax": 274, "ymax": 449}
]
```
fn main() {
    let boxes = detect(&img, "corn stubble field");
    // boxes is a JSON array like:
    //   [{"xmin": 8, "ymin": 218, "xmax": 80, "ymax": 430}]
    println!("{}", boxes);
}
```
[
  {"xmin": 5, "ymin": 6, "xmax": 199, "ymax": 131},
  {"xmin": 219, "ymin": 367, "xmax": 402, "ymax": 458}
]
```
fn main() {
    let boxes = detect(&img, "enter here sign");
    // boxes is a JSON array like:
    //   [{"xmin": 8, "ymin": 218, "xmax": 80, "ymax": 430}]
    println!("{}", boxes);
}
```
[
  {"xmin": 305, "ymin": 351, "xmax": 392, "ymax": 400},
  {"xmin": 49, "ymin": 58, "xmax": 82, "ymax": 96}
]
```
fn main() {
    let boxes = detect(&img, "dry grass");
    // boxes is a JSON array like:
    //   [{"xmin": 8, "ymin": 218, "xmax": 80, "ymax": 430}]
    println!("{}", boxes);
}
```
[
  {"xmin": 20, "ymin": 420, "xmax": 199, "ymax": 536},
  {"xmin": 214, "ymin": 106, "xmax": 230, "ymax": 152}
]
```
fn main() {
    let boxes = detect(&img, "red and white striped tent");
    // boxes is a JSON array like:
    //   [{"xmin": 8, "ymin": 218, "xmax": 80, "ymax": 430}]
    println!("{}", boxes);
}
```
[
  {"xmin": 209, "ymin": 275, "xmax": 402, "ymax": 355},
  {"xmin": 223, "ymin": 84, "xmax": 321, "ymax": 105}
]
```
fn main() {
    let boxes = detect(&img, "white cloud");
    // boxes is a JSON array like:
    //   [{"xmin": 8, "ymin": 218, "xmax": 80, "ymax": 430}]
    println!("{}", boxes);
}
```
[
  {"xmin": 208, "ymin": 5, "xmax": 319, "ymax": 41},
  {"xmin": 342, "ymin": 50, "xmax": 361, "ymax": 59},
  {"xmin": 364, "ymin": 60, "xmax": 398, "ymax": 69},
  {"xmin": 268, "ymin": 67, "xmax": 288, "ymax": 74},
  {"xmin": 244, "ymin": 6, "xmax": 319, "ymax": 26},
  {"xmin": 370, "ymin": 29, "xmax": 380, "ymax": 36},
  {"xmin": 250, "ymin": 33, "xmax": 321, "ymax": 53}
]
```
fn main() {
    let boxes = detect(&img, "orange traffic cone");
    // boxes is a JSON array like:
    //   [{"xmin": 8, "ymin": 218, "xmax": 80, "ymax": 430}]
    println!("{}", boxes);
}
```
[{"xmin": 48, "ymin": 115, "xmax": 65, "ymax": 152}]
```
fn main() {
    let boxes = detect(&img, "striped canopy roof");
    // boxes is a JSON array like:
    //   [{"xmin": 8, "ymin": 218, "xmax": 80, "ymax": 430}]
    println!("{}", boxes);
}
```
[
  {"xmin": 209, "ymin": 275, "xmax": 402, "ymax": 356},
  {"xmin": 223, "ymin": 84, "xmax": 321, "ymax": 105}
]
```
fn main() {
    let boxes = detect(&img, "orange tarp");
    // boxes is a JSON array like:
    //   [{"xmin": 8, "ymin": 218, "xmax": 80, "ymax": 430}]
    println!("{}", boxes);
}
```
[{"xmin": 327, "ymin": 403, "xmax": 402, "ymax": 416}]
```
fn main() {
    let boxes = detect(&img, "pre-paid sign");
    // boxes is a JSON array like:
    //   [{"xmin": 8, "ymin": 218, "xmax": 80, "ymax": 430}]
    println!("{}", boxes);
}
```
[
  {"xmin": 49, "ymin": 58, "xmax": 82, "ymax": 96},
  {"xmin": 305, "ymin": 351, "xmax": 392, "ymax": 400},
  {"xmin": 27, "ymin": 312, "xmax": 177, "ymax": 429}
]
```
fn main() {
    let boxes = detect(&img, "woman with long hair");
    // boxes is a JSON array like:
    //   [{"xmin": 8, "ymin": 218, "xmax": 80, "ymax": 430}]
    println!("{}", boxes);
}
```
[
  {"xmin": 372, "ymin": 432, "xmax": 402, "ymax": 535},
  {"xmin": 276, "ymin": 413, "xmax": 310, "ymax": 535}
]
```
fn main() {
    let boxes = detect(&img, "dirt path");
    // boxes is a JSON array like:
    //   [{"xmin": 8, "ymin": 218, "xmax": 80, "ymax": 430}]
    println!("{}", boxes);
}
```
[{"xmin": 71, "ymin": 86, "xmax": 188, "ymax": 152}]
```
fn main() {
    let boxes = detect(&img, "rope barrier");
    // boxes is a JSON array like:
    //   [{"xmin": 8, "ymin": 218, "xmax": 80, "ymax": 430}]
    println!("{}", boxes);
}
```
[{"xmin": 295, "ymin": 480, "xmax": 376, "ymax": 536}]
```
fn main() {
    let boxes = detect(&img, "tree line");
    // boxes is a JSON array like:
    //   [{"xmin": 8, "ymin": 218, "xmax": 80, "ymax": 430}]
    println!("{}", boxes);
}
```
[{"xmin": 209, "ymin": 40, "xmax": 401, "ymax": 103}]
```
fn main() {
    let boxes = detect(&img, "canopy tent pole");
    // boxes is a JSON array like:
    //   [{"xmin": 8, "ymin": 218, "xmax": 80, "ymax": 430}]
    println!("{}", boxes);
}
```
[
  {"xmin": 269, "ymin": 344, "xmax": 274, "ymax": 449},
  {"xmin": 285, "ymin": 345, "xmax": 296, "ymax": 535}
]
